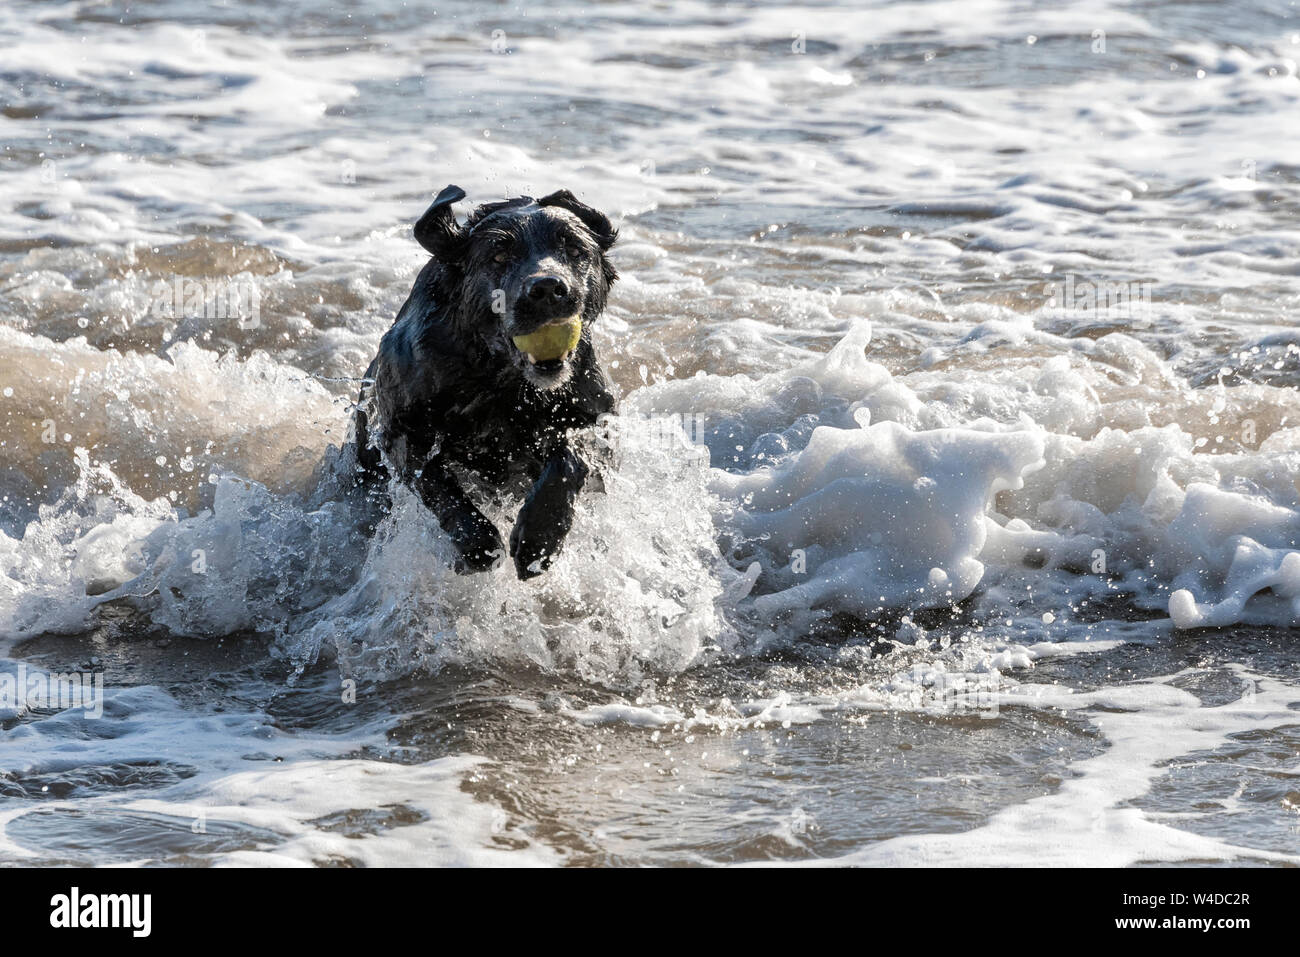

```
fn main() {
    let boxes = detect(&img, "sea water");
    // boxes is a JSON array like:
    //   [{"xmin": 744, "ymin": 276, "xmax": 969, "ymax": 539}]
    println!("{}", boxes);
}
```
[{"xmin": 0, "ymin": 0, "xmax": 1297, "ymax": 865}]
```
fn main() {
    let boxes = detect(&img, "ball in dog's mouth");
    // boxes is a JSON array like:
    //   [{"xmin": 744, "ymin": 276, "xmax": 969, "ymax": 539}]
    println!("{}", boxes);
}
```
[{"xmin": 512, "ymin": 317, "xmax": 581, "ymax": 374}]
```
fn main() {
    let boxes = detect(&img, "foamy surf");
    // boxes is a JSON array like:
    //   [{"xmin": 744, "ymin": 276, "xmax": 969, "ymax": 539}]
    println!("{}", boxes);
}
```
[{"xmin": 1, "ymin": 0, "xmax": 1297, "ymax": 867}]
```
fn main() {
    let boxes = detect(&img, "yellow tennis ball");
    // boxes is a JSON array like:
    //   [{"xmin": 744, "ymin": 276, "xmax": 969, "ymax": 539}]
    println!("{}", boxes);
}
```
[{"xmin": 512, "ymin": 317, "xmax": 582, "ymax": 362}]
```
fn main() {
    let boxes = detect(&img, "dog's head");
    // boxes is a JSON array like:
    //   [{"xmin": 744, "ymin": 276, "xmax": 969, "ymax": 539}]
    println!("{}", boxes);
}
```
[{"xmin": 413, "ymin": 185, "xmax": 618, "ymax": 389}]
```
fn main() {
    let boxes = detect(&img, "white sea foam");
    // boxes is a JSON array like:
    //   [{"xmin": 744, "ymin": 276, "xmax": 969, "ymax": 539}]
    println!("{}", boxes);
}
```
[
  {"xmin": 3, "ymin": 310, "xmax": 1297, "ymax": 677},
  {"xmin": 790, "ymin": 671, "xmax": 1300, "ymax": 867},
  {"xmin": 0, "ymin": 661, "xmax": 542, "ymax": 866},
  {"xmin": 1, "ymin": 0, "xmax": 1297, "ymax": 865}
]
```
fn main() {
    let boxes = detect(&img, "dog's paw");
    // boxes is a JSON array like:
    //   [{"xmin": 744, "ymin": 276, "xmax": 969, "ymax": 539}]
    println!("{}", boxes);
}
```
[
  {"xmin": 513, "ymin": 552, "xmax": 552, "ymax": 580},
  {"xmin": 452, "ymin": 519, "xmax": 505, "ymax": 574},
  {"xmin": 456, "ymin": 545, "xmax": 505, "ymax": 575},
  {"xmin": 509, "ymin": 519, "xmax": 560, "ymax": 580},
  {"xmin": 513, "ymin": 550, "xmax": 551, "ymax": 580}
]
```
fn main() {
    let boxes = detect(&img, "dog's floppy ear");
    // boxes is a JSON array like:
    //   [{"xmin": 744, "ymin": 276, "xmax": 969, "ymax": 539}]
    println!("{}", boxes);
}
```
[
  {"xmin": 538, "ymin": 189, "xmax": 618, "ymax": 251},
  {"xmin": 413, "ymin": 185, "xmax": 467, "ymax": 261}
]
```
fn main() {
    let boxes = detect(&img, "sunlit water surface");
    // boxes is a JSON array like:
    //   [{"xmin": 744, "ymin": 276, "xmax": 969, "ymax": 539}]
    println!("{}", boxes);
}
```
[{"xmin": 1, "ymin": 0, "xmax": 1298, "ymax": 865}]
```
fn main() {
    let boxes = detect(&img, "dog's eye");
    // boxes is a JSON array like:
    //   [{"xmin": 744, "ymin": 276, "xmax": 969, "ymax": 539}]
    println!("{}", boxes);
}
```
[
  {"xmin": 565, "ymin": 243, "xmax": 584, "ymax": 259},
  {"xmin": 493, "ymin": 251, "xmax": 510, "ymax": 264}
]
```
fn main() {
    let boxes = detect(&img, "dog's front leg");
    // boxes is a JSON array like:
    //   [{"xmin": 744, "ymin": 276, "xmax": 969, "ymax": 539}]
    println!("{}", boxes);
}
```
[
  {"xmin": 510, "ymin": 443, "xmax": 589, "ymax": 580},
  {"xmin": 415, "ymin": 461, "xmax": 504, "ymax": 573}
]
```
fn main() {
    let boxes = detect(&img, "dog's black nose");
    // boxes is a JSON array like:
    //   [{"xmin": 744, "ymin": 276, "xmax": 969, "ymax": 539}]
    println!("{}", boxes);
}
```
[{"xmin": 525, "ymin": 275, "xmax": 569, "ymax": 302}]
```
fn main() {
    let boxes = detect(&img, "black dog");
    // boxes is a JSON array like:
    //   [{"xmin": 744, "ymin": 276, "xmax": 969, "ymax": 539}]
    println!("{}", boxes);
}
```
[{"xmin": 346, "ymin": 185, "xmax": 618, "ymax": 579}]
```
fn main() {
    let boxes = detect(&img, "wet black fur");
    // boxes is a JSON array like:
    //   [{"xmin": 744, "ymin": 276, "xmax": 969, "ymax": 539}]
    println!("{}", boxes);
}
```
[{"xmin": 347, "ymin": 185, "xmax": 618, "ymax": 579}]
